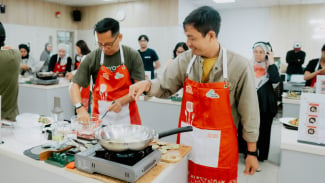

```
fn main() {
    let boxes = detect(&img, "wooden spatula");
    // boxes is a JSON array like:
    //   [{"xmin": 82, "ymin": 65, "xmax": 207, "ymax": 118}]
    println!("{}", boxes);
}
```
[{"xmin": 39, "ymin": 145, "xmax": 73, "ymax": 161}]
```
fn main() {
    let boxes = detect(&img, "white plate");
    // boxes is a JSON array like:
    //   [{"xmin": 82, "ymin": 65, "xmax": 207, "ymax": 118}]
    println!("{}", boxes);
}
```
[{"xmin": 279, "ymin": 117, "xmax": 298, "ymax": 127}]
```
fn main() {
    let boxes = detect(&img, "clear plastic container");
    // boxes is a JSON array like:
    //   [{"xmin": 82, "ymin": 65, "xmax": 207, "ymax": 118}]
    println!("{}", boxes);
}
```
[{"xmin": 70, "ymin": 114, "xmax": 102, "ymax": 140}]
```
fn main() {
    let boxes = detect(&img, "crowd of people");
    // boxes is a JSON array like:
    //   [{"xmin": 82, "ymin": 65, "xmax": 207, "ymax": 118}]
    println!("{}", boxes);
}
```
[{"xmin": 1, "ymin": 4, "xmax": 325, "ymax": 182}]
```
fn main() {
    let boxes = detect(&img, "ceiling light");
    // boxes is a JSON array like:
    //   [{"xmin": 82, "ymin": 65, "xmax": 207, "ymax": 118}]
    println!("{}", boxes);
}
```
[{"xmin": 213, "ymin": 0, "xmax": 235, "ymax": 3}]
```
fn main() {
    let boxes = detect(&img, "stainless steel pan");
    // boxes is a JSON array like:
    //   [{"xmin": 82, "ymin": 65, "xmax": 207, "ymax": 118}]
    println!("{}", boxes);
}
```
[{"xmin": 94, "ymin": 124, "xmax": 193, "ymax": 152}]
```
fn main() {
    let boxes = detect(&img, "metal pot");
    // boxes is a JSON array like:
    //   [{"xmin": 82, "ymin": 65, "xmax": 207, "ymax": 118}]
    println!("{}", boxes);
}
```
[{"xmin": 94, "ymin": 124, "xmax": 193, "ymax": 152}]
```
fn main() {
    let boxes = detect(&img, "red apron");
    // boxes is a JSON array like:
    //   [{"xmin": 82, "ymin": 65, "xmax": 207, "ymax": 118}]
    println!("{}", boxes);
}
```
[
  {"xmin": 311, "ymin": 60, "xmax": 320, "ymax": 87},
  {"xmin": 75, "ymin": 62, "xmax": 81, "ymax": 69},
  {"xmin": 53, "ymin": 58, "xmax": 66, "ymax": 73},
  {"xmin": 80, "ymin": 84, "xmax": 91, "ymax": 113},
  {"xmin": 177, "ymin": 49, "xmax": 238, "ymax": 183},
  {"xmin": 92, "ymin": 45, "xmax": 141, "ymax": 125}
]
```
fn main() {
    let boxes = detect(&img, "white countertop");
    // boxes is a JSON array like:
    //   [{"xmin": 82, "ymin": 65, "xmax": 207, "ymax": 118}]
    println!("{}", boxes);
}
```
[
  {"xmin": 19, "ymin": 77, "xmax": 71, "ymax": 89},
  {"xmin": 281, "ymin": 127, "xmax": 325, "ymax": 156}
]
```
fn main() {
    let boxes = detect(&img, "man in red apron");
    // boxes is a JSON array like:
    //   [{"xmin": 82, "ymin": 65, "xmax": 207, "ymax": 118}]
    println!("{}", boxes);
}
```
[
  {"xmin": 129, "ymin": 6, "xmax": 260, "ymax": 182},
  {"xmin": 69, "ymin": 18, "xmax": 145, "ymax": 125}
]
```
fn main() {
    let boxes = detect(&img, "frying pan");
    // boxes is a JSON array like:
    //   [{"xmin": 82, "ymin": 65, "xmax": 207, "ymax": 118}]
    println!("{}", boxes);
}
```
[
  {"xmin": 36, "ymin": 72, "xmax": 58, "ymax": 80},
  {"xmin": 94, "ymin": 124, "xmax": 193, "ymax": 152}
]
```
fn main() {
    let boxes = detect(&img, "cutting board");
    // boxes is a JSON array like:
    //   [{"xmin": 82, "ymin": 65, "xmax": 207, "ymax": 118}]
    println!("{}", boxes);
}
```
[{"xmin": 66, "ymin": 144, "xmax": 192, "ymax": 183}]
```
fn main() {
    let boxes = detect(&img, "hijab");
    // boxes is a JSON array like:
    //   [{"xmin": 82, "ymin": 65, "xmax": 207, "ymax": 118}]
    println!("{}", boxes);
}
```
[
  {"xmin": 57, "ymin": 43, "xmax": 68, "ymax": 65},
  {"xmin": 19, "ymin": 44, "xmax": 30, "ymax": 59},
  {"xmin": 252, "ymin": 42, "xmax": 272, "ymax": 90}
]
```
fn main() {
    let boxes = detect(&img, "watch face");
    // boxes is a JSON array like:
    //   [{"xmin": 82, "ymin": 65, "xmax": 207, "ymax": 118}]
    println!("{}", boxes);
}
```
[{"xmin": 75, "ymin": 103, "xmax": 82, "ymax": 108}]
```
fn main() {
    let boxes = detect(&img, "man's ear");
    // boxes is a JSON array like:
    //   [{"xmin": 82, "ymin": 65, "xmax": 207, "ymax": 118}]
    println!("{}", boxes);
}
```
[{"xmin": 207, "ymin": 30, "xmax": 216, "ymax": 40}]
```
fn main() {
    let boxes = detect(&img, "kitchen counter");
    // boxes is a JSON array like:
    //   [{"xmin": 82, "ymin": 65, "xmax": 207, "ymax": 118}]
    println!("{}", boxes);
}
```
[
  {"xmin": 278, "ymin": 127, "xmax": 325, "ymax": 183},
  {"xmin": 137, "ymin": 96, "xmax": 182, "ymax": 143},
  {"xmin": 0, "ymin": 122, "xmax": 190, "ymax": 183},
  {"xmin": 18, "ymin": 78, "xmax": 74, "ymax": 120},
  {"xmin": 282, "ymin": 93, "xmax": 300, "ymax": 118}
]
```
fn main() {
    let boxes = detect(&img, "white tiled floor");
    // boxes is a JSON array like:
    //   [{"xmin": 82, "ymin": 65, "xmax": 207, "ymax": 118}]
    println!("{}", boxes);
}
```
[{"xmin": 237, "ymin": 110, "xmax": 283, "ymax": 183}]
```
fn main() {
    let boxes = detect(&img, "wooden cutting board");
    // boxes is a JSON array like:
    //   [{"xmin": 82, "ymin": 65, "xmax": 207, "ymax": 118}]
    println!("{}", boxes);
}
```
[{"xmin": 66, "ymin": 143, "xmax": 192, "ymax": 183}]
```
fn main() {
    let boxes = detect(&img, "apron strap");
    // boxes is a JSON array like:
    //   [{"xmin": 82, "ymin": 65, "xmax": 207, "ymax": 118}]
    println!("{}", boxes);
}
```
[
  {"xmin": 186, "ymin": 55, "xmax": 197, "ymax": 77},
  {"xmin": 186, "ymin": 48, "xmax": 228, "ymax": 83},
  {"xmin": 222, "ymin": 48, "xmax": 228, "ymax": 81},
  {"xmin": 315, "ymin": 59, "xmax": 320, "ymax": 72}
]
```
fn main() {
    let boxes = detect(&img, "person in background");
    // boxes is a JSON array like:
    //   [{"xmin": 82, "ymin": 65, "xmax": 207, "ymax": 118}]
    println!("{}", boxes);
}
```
[
  {"xmin": 138, "ymin": 34, "xmax": 160, "ymax": 79},
  {"xmin": 69, "ymin": 18, "xmax": 145, "ymax": 125},
  {"xmin": 0, "ymin": 22, "xmax": 20, "ymax": 121},
  {"xmin": 48, "ymin": 43, "xmax": 72, "ymax": 77},
  {"xmin": 286, "ymin": 41, "xmax": 306, "ymax": 81},
  {"xmin": 19, "ymin": 43, "xmax": 40, "ymax": 76},
  {"xmin": 304, "ymin": 44, "xmax": 325, "ymax": 87},
  {"xmin": 163, "ymin": 42, "xmax": 189, "ymax": 70},
  {"xmin": 65, "ymin": 40, "xmax": 91, "ymax": 81},
  {"xmin": 238, "ymin": 42, "xmax": 280, "ymax": 164},
  {"xmin": 129, "ymin": 6, "xmax": 260, "ymax": 182},
  {"xmin": 39, "ymin": 42, "xmax": 52, "ymax": 72}
]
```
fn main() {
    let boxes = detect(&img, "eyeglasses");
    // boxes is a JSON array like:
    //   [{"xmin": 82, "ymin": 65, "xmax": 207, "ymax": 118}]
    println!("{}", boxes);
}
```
[{"xmin": 97, "ymin": 33, "xmax": 119, "ymax": 48}]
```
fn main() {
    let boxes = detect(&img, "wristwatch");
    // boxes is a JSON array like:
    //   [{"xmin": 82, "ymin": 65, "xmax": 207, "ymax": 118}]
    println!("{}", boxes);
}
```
[
  {"xmin": 247, "ymin": 150, "xmax": 258, "ymax": 157},
  {"xmin": 74, "ymin": 102, "xmax": 83, "ymax": 109}
]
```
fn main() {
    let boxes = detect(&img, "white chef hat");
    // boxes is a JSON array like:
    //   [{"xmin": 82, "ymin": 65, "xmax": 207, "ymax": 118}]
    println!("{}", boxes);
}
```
[{"xmin": 293, "ymin": 42, "xmax": 301, "ymax": 48}]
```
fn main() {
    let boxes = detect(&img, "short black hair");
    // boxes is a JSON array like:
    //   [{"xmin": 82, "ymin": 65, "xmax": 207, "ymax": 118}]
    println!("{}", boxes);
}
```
[
  {"xmin": 183, "ymin": 6, "xmax": 221, "ymax": 37},
  {"xmin": 76, "ymin": 40, "xmax": 91, "ymax": 55},
  {"xmin": 322, "ymin": 44, "xmax": 325, "ymax": 52},
  {"xmin": 138, "ymin": 34, "xmax": 149, "ymax": 42},
  {"xmin": 173, "ymin": 42, "xmax": 188, "ymax": 58},
  {"xmin": 94, "ymin": 18, "xmax": 119, "ymax": 36}
]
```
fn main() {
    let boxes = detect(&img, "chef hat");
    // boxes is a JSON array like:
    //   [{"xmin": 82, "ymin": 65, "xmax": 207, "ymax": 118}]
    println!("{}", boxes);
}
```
[
  {"xmin": 0, "ymin": 22, "xmax": 6, "ymax": 47},
  {"xmin": 293, "ymin": 42, "xmax": 301, "ymax": 48}
]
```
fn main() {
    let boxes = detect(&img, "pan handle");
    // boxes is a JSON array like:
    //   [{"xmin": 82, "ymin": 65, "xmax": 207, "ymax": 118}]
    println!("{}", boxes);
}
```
[{"xmin": 158, "ymin": 126, "xmax": 193, "ymax": 139}]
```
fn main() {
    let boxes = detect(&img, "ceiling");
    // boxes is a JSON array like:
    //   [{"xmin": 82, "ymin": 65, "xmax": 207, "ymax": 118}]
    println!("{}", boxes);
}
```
[{"xmin": 44, "ymin": 0, "xmax": 325, "ymax": 8}]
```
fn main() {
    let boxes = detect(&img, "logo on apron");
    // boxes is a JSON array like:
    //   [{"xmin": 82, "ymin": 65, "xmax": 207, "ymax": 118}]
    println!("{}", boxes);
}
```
[
  {"xmin": 115, "ymin": 72, "xmax": 124, "ymax": 79},
  {"xmin": 186, "ymin": 85, "xmax": 193, "ymax": 94},
  {"xmin": 103, "ymin": 73, "xmax": 109, "ymax": 80},
  {"xmin": 206, "ymin": 89, "xmax": 220, "ymax": 99}
]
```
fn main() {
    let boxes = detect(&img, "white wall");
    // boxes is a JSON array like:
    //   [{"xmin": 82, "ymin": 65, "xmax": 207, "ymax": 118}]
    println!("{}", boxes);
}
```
[
  {"xmin": 219, "ymin": 8, "xmax": 270, "ymax": 60},
  {"xmin": 4, "ymin": 23, "xmax": 77, "ymax": 61}
]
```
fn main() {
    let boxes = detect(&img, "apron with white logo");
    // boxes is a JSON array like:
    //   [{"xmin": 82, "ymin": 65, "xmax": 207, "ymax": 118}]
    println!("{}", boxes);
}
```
[
  {"xmin": 177, "ymin": 49, "xmax": 238, "ymax": 183},
  {"xmin": 92, "ymin": 45, "xmax": 141, "ymax": 125}
]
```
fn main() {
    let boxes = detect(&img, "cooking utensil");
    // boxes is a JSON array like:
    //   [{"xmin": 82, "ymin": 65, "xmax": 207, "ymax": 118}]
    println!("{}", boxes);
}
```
[
  {"xmin": 95, "ymin": 124, "xmax": 193, "ymax": 152},
  {"xmin": 36, "ymin": 72, "xmax": 58, "ymax": 80},
  {"xmin": 100, "ymin": 100, "xmax": 115, "ymax": 120}
]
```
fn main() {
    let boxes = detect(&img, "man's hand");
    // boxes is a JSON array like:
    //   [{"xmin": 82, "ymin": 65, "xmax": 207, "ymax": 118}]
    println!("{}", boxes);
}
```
[
  {"xmin": 108, "ymin": 100, "xmax": 122, "ymax": 113},
  {"xmin": 65, "ymin": 72, "xmax": 74, "ymax": 80},
  {"xmin": 243, "ymin": 155, "xmax": 259, "ymax": 175},
  {"xmin": 76, "ymin": 107, "xmax": 90, "ymax": 122},
  {"xmin": 129, "ymin": 80, "xmax": 151, "ymax": 101}
]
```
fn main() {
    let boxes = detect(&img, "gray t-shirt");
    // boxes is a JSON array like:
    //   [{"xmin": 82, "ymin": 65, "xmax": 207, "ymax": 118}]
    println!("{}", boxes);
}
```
[{"xmin": 73, "ymin": 45, "xmax": 145, "ymax": 87}]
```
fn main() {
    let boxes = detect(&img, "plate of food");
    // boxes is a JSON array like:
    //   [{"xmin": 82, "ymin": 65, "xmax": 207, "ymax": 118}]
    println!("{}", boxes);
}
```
[{"xmin": 279, "ymin": 117, "xmax": 299, "ymax": 130}]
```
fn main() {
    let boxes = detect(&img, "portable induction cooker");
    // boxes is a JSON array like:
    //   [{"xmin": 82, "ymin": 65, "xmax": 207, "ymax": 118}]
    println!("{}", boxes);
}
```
[{"xmin": 74, "ymin": 144, "xmax": 161, "ymax": 183}]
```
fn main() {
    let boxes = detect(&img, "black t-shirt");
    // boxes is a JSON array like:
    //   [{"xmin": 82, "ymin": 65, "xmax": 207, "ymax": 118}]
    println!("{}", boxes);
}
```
[
  {"xmin": 138, "ymin": 48, "xmax": 159, "ymax": 79},
  {"xmin": 304, "ymin": 58, "xmax": 321, "ymax": 86}
]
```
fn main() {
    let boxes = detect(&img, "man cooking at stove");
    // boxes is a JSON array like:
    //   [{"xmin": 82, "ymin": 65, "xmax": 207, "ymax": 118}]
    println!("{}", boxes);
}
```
[
  {"xmin": 69, "ymin": 18, "xmax": 145, "ymax": 125},
  {"xmin": 129, "ymin": 6, "xmax": 260, "ymax": 182}
]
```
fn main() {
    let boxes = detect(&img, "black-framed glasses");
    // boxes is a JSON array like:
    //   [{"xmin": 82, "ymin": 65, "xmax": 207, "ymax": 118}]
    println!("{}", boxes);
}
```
[{"xmin": 97, "ymin": 33, "xmax": 119, "ymax": 48}]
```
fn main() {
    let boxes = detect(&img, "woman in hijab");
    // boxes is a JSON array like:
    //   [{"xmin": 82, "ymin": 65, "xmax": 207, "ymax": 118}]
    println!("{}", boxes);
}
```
[
  {"xmin": 48, "ymin": 43, "xmax": 72, "ymax": 77},
  {"xmin": 238, "ymin": 42, "xmax": 280, "ymax": 164},
  {"xmin": 39, "ymin": 42, "xmax": 52, "ymax": 71},
  {"xmin": 19, "ymin": 43, "xmax": 40, "ymax": 76}
]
